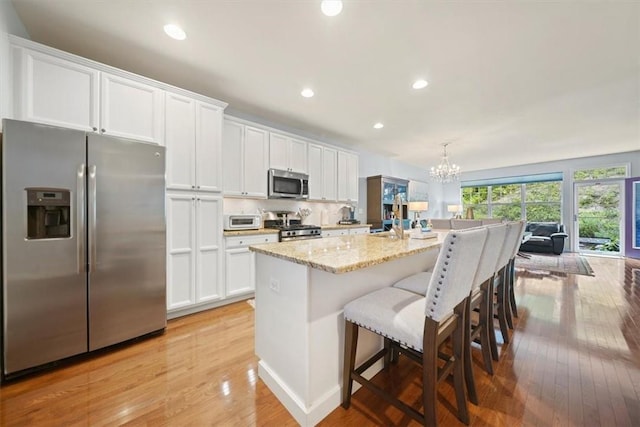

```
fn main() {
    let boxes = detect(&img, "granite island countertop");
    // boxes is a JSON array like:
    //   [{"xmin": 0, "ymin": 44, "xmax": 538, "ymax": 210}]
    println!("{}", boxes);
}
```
[{"xmin": 249, "ymin": 232, "xmax": 443, "ymax": 274}]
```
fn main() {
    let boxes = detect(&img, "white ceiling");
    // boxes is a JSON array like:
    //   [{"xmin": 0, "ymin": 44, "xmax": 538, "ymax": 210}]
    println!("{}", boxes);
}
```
[{"xmin": 10, "ymin": 0, "xmax": 640, "ymax": 173}]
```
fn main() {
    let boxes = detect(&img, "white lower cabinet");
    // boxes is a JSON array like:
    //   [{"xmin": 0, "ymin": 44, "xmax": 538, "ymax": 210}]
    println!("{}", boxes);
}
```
[
  {"xmin": 322, "ymin": 226, "xmax": 370, "ymax": 238},
  {"xmin": 167, "ymin": 192, "xmax": 223, "ymax": 314},
  {"xmin": 225, "ymin": 234, "xmax": 278, "ymax": 297},
  {"xmin": 321, "ymin": 228, "xmax": 349, "ymax": 238},
  {"xmin": 349, "ymin": 226, "xmax": 371, "ymax": 235}
]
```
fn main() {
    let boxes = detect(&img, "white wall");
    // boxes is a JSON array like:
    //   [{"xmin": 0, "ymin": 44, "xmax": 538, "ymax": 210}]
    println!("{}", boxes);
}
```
[
  {"xmin": 442, "ymin": 149, "xmax": 640, "ymax": 251},
  {"xmin": 0, "ymin": 1, "xmax": 29, "ymax": 128}
]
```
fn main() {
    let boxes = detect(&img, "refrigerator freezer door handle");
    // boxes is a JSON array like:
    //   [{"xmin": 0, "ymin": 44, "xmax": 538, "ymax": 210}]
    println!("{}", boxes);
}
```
[
  {"xmin": 77, "ymin": 164, "xmax": 86, "ymax": 273},
  {"xmin": 89, "ymin": 164, "xmax": 97, "ymax": 273}
]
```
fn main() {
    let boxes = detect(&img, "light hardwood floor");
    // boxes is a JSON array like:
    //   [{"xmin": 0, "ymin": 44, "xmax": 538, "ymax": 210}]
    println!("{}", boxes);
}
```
[{"xmin": 1, "ymin": 256, "xmax": 639, "ymax": 426}]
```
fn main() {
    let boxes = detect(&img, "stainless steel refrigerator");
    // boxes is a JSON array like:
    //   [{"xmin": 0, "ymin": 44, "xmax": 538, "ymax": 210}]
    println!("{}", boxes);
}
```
[{"xmin": 1, "ymin": 119, "xmax": 166, "ymax": 378}]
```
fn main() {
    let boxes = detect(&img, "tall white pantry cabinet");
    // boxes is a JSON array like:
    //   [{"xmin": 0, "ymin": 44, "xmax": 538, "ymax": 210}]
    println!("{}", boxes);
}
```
[{"xmin": 164, "ymin": 92, "xmax": 227, "ymax": 317}]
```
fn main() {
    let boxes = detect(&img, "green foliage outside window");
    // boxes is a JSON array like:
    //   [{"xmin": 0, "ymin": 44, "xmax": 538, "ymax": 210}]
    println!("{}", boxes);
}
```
[
  {"xmin": 492, "ymin": 204, "xmax": 521, "ymax": 220},
  {"xmin": 573, "ymin": 166, "xmax": 626, "ymax": 181}
]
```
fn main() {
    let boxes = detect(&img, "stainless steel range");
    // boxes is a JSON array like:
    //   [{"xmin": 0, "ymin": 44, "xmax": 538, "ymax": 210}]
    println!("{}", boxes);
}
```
[{"xmin": 264, "ymin": 219, "xmax": 322, "ymax": 242}]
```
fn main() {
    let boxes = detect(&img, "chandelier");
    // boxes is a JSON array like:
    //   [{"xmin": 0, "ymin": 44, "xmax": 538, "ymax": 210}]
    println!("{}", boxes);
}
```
[{"xmin": 430, "ymin": 143, "xmax": 461, "ymax": 183}]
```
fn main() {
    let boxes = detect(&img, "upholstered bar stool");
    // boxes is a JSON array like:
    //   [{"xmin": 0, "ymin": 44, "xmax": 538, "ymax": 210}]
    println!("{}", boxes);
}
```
[
  {"xmin": 463, "ymin": 223, "xmax": 508, "ymax": 404},
  {"xmin": 499, "ymin": 220, "xmax": 526, "ymax": 330},
  {"xmin": 342, "ymin": 227, "xmax": 487, "ymax": 426},
  {"xmin": 506, "ymin": 220, "xmax": 527, "ymax": 323},
  {"xmin": 489, "ymin": 221, "xmax": 522, "ymax": 358}
]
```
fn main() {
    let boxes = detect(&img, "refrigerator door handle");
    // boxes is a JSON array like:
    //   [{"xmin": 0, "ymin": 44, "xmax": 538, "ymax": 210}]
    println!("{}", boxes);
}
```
[
  {"xmin": 77, "ymin": 164, "xmax": 86, "ymax": 273},
  {"xmin": 88, "ymin": 164, "xmax": 97, "ymax": 273}
]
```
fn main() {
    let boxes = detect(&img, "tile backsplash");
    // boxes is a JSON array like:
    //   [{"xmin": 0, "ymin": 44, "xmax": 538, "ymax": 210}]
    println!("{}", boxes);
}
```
[{"xmin": 223, "ymin": 198, "xmax": 358, "ymax": 226}]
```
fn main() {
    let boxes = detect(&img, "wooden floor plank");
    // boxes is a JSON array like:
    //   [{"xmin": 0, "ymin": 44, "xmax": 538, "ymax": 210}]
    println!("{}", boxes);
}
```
[{"xmin": 1, "ymin": 256, "xmax": 639, "ymax": 426}]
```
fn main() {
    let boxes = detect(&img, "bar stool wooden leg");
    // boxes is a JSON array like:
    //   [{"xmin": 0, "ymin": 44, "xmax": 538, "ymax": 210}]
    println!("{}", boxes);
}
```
[
  {"xmin": 341, "ymin": 320, "xmax": 358, "ymax": 408},
  {"xmin": 509, "ymin": 259, "xmax": 518, "ymax": 318},
  {"xmin": 464, "ymin": 297, "xmax": 479, "ymax": 405},
  {"xmin": 496, "ymin": 271, "xmax": 510, "ymax": 344}
]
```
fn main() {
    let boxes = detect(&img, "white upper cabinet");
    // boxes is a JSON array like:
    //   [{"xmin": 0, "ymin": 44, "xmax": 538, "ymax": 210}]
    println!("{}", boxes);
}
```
[
  {"xmin": 324, "ymin": 148, "xmax": 338, "ymax": 201},
  {"xmin": 309, "ymin": 143, "xmax": 337, "ymax": 201},
  {"xmin": 269, "ymin": 132, "xmax": 307, "ymax": 173},
  {"xmin": 12, "ymin": 46, "xmax": 100, "ymax": 132},
  {"xmin": 12, "ymin": 43, "xmax": 165, "ymax": 145},
  {"xmin": 338, "ymin": 150, "xmax": 359, "ymax": 202},
  {"xmin": 165, "ymin": 92, "xmax": 196, "ymax": 190},
  {"xmin": 195, "ymin": 102, "xmax": 223, "ymax": 192},
  {"xmin": 165, "ymin": 93, "xmax": 223, "ymax": 192},
  {"xmin": 222, "ymin": 119, "xmax": 269, "ymax": 198},
  {"xmin": 244, "ymin": 126, "xmax": 269, "ymax": 197},
  {"xmin": 222, "ymin": 120, "xmax": 244, "ymax": 195},
  {"xmin": 100, "ymin": 72, "xmax": 164, "ymax": 144}
]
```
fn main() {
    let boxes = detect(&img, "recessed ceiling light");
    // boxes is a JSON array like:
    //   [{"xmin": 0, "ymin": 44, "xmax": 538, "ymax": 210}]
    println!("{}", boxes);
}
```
[
  {"xmin": 412, "ymin": 79, "xmax": 429, "ymax": 89},
  {"xmin": 373, "ymin": 123, "xmax": 384, "ymax": 129},
  {"xmin": 301, "ymin": 88, "xmax": 315, "ymax": 98},
  {"xmin": 164, "ymin": 24, "xmax": 186, "ymax": 41},
  {"xmin": 321, "ymin": 0, "xmax": 343, "ymax": 17}
]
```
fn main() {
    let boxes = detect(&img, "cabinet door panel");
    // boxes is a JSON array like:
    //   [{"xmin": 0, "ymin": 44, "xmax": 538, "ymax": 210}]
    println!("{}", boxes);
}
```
[
  {"xmin": 269, "ymin": 132, "xmax": 289, "ymax": 171},
  {"xmin": 16, "ymin": 48, "xmax": 99, "ymax": 132},
  {"xmin": 289, "ymin": 138, "xmax": 308, "ymax": 173},
  {"xmin": 167, "ymin": 194, "xmax": 195, "ymax": 310},
  {"xmin": 168, "ymin": 253, "xmax": 194, "ymax": 309},
  {"xmin": 195, "ymin": 102, "xmax": 222, "ymax": 192},
  {"xmin": 347, "ymin": 153, "xmax": 359, "ymax": 201},
  {"xmin": 222, "ymin": 120, "xmax": 244, "ymax": 196},
  {"xmin": 323, "ymin": 147, "xmax": 337, "ymax": 201},
  {"xmin": 196, "ymin": 196, "xmax": 222, "ymax": 302},
  {"xmin": 225, "ymin": 248, "xmax": 255, "ymax": 296},
  {"xmin": 165, "ymin": 92, "xmax": 195, "ymax": 190},
  {"xmin": 244, "ymin": 126, "xmax": 268, "ymax": 197},
  {"xmin": 337, "ymin": 151, "xmax": 349, "ymax": 201},
  {"xmin": 307, "ymin": 143, "xmax": 323, "ymax": 200},
  {"xmin": 101, "ymin": 73, "xmax": 164, "ymax": 144}
]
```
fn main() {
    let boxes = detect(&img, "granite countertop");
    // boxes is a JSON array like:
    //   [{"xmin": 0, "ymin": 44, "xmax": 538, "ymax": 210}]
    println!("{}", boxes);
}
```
[
  {"xmin": 249, "ymin": 232, "xmax": 443, "ymax": 274},
  {"xmin": 223, "ymin": 228, "xmax": 280, "ymax": 237},
  {"xmin": 320, "ymin": 224, "xmax": 372, "ymax": 230}
]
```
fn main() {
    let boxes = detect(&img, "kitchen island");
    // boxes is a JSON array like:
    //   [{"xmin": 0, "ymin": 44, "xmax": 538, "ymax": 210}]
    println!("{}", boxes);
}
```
[{"xmin": 250, "ymin": 233, "xmax": 443, "ymax": 426}]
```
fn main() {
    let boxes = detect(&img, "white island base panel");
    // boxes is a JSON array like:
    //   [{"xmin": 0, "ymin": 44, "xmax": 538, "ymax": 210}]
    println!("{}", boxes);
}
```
[{"xmin": 254, "ymin": 249, "xmax": 438, "ymax": 426}]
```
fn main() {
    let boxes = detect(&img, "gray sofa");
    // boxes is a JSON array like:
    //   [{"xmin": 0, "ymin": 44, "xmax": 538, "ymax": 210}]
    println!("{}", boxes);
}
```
[{"xmin": 519, "ymin": 222, "xmax": 568, "ymax": 255}]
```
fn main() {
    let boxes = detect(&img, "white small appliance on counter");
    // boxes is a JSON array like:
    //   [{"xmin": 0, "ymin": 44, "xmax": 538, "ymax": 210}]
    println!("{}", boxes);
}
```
[{"xmin": 223, "ymin": 214, "xmax": 262, "ymax": 231}]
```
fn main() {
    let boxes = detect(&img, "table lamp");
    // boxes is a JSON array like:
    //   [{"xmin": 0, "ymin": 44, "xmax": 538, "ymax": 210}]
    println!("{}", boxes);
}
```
[
  {"xmin": 408, "ymin": 201, "xmax": 429, "ymax": 228},
  {"xmin": 447, "ymin": 204, "xmax": 462, "ymax": 219}
]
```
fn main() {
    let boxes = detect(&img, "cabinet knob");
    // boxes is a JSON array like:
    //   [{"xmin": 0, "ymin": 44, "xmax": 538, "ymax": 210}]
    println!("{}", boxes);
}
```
[
  {"xmin": 101, "ymin": 128, "xmax": 106, "ymax": 133},
  {"xmin": 197, "ymin": 185, "xmax": 201, "ymax": 189},
  {"xmin": 192, "ymin": 185, "xmax": 195, "ymax": 189},
  {"xmin": 240, "ymin": 241, "xmax": 243, "ymax": 245},
  {"xmin": 92, "ymin": 127, "xmax": 97, "ymax": 132}
]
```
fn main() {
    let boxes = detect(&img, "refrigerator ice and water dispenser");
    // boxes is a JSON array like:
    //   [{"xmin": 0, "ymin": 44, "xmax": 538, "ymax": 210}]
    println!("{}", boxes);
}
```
[{"xmin": 26, "ymin": 188, "xmax": 71, "ymax": 239}]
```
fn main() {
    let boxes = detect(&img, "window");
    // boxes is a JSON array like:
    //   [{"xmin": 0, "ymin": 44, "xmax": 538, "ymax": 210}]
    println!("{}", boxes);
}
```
[
  {"xmin": 461, "ymin": 174, "xmax": 562, "ymax": 222},
  {"xmin": 573, "ymin": 166, "xmax": 627, "ymax": 181},
  {"xmin": 491, "ymin": 184, "xmax": 521, "ymax": 220},
  {"xmin": 461, "ymin": 187, "xmax": 488, "ymax": 218},
  {"xmin": 525, "ymin": 182, "xmax": 561, "ymax": 222}
]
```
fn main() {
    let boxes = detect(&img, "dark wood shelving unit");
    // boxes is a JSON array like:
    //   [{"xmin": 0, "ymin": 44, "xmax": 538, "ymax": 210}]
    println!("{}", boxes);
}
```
[{"xmin": 366, "ymin": 175, "xmax": 409, "ymax": 230}]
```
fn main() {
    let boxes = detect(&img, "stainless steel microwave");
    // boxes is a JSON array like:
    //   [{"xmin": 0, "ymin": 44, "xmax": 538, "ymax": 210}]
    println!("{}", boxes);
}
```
[{"xmin": 268, "ymin": 169, "xmax": 309, "ymax": 199}]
